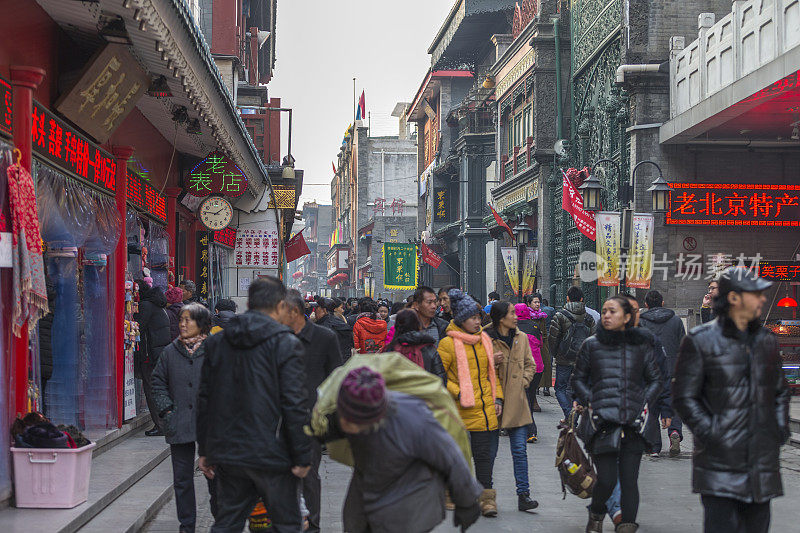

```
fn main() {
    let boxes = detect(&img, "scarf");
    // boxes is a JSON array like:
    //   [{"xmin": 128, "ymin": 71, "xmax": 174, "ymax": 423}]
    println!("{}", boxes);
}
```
[
  {"xmin": 7, "ymin": 161, "xmax": 48, "ymax": 335},
  {"xmin": 447, "ymin": 329, "xmax": 497, "ymax": 408},
  {"xmin": 529, "ymin": 309, "xmax": 548, "ymax": 320},
  {"xmin": 180, "ymin": 333, "xmax": 207, "ymax": 355}
]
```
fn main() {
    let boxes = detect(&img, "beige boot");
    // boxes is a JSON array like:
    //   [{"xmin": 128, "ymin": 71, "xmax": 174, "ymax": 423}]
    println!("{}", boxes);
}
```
[
  {"xmin": 479, "ymin": 489, "xmax": 498, "ymax": 517},
  {"xmin": 445, "ymin": 490, "xmax": 455, "ymax": 511}
]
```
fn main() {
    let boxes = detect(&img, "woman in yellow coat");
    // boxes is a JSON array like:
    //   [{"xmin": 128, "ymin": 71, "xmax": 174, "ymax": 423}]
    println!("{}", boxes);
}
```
[{"xmin": 438, "ymin": 289, "xmax": 503, "ymax": 517}]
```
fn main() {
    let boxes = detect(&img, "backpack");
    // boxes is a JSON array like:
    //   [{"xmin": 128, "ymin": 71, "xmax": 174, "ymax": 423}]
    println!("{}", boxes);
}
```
[
  {"xmin": 557, "ymin": 310, "xmax": 593, "ymax": 363},
  {"xmin": 555, "ymin": 410, "xmax": 596, "ymax": 499}
]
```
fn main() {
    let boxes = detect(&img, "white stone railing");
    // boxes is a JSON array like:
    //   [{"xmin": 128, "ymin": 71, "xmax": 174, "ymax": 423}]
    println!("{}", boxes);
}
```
[{"xmin": 670, "ymin": 0, "xmax": 800, "ymax": 117}]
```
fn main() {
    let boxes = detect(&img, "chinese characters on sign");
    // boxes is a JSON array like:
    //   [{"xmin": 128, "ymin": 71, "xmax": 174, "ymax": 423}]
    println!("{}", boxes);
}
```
[
  {"xmin": 196, "ymin": 232, "xmax": 210, "ymax": 300},
  {"xmin": 187, "ymin": 151, "xmax": 248, "ymax": 198},
  {"xmin": 373, "ymin": 198, "xmax": 386, "ymax": 215},
  {"xmin": 234, "ymin": 228, "xmax": 280, "ymax": 268},
  {"xmin": 126, "ymin": 170, "xmax": 167, "ymax": 224},
  {"xmin": 626, "ymin": 214, "xmax": 655, "ymax": 289},
  {"xmin": 0, "ymin": 75, "xmax": 11, "ymax": 138},
  {"xmin": 434, "ymin": 188, "xmax": 448, "ymax": 222},
  {"xmin": 500, "ymin": 247, "xmax": 520, "ymax": 296},
  {"xmin": 390, "ymin": 198, "xmax": 406, "ymax": 216},
  {"xmin": 54, "ymin": 44, "xmax": 148, "ymax": 143},
  {"xmin": 213, "ymin": 227, "xmax": 237, "ymax": 249},
  {"xmin": 33, "ymin": 102, "xmax": 117, "ymax": 192},
  {"xmin": 383, "ymin": 243, "xmax": 417, "ymax": 290},
  {"xmin": 759, "ymin": 261, "xmax": 800, "ymax": 283},
  {"xmin": 594, "ymin": 212, "xmax": 621, "ymax": 287},
  {"xmin": 666, "ymin": 184, "xmax": 800, "ymax": 226}
]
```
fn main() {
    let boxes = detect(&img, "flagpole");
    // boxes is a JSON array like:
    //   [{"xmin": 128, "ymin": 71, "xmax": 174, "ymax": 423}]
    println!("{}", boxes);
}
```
[{"xmin": 353, "ymin": 77, "xmax": 356, "ymax": 124}]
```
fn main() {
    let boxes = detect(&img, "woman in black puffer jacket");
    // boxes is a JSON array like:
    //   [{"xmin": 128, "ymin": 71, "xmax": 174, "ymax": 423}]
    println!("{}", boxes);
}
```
[
  {"xmin": 571, "ymin": 296, "xmax": 661, "ymax": 533},
  {"xmin": 134, "ymin": 281, "xmax": 172, "ymax": 436}
]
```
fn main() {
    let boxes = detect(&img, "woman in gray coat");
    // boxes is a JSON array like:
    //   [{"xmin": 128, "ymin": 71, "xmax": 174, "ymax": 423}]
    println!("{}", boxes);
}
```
[{"xmin": 152, "ymin": 303, "xmax": 216, "ymax": 533}]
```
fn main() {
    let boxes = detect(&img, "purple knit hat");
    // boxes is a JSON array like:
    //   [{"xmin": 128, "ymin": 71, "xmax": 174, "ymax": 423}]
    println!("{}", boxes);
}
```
[
  {"xmin": 337, "ymin": 367, "xmax": 388, "ymax": 425},
  {"xmin": 165, "ymin": 286, "xmax": 184, "ymax": 305}
]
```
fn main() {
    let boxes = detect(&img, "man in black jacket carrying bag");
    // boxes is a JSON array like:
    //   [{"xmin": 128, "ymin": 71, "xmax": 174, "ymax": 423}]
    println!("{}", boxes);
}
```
[
  {"xmin": 673, "ymin": 267, "xmax": 790, "ymax": 533},
  {"xmin": 197, "ymin": 277, "xmax": 311, "ymax": 533}
]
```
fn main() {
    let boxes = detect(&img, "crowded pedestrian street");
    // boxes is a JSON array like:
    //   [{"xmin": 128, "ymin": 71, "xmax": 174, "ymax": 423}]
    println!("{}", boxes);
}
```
[
  {"xmin": 143, "ymin": 395, "xmax": 800, "ymax": 532},
  {"xmin": 1, "ymin": 0, "xmax": 799, "ymax": 532}
]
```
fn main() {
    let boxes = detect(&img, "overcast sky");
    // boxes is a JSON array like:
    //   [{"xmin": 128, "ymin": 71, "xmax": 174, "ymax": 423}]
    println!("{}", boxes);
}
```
[{"xmin": 267, "ymin": 0, "xmax": 456, "ymax": 206}]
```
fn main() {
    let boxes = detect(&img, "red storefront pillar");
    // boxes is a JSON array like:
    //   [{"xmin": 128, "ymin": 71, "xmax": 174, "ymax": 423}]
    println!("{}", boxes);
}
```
[
  {"xmin": 111, "ymin": 146, "xmax": 133, "ymax": 428},
  {"xmin": 9, "ymin": 66, "xmax": 45, "ymax": 416},
  {"xmin": 165, "ymin": 187, "xmax": 182, "ymax": 280}
]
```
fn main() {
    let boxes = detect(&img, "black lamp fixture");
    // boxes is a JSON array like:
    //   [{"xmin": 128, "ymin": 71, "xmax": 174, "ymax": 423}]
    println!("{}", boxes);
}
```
[
  {"xmin": 186, "ymin": 118, "xmax": 202, "ymax": 135},
  {"xmin": 171, "ymin": 105, "xmax": 189, "ymax": 124},
  {"xmin": 578, "ymin": 172, "xmax": 603, "ymax": 212},
  {"xmin": 147, "ymin": 75, "xmax": 172, "ymax": 98},
  {"xmin": 647, "ymin": 175, "xmax": 671, "ymax": 212},
  {"xmin": 513, "ymin": 217, "xmax": 532, "ymax": 246},
  {"xmin": 99, "ymin": 16, "xmax": 131, "ymax": 44}
]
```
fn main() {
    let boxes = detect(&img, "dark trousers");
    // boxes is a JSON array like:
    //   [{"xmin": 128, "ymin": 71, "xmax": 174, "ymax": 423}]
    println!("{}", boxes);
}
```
[
  {"xmin": 469, "ymin": 430, "xmax": 499, "ymax": 489},
  {"xmin": 590, "ymin": 434, "xmax": 644, "ymax": 524},
  {"xmin": 554, "ymin": 364, "xmax": 574, "ymax": 418},
  {"xmin": 171, "ymin": 442, "xmax": 217, "ymax": 533},
  {"xmin": 302, "ymin": 440, "xmax": 323, "ymax": 533},
  {"xmin": 212, "ymin": 464, "xmax": 302, "ymax": 533},
  {"xmin": 701, "ymin": 495, "xmax": 771, "ymax": 533},
  {"xmin": 141, "ymin": 361, "xmax": 162, "ymax": 430},
  {"xmin": 526, "ymin": 376, "xmax": 541, "ymax": 438}
]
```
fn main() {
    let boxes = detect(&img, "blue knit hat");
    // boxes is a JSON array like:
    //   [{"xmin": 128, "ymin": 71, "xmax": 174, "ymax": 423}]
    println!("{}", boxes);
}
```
[{"xmin": 448, "ymin": 289, "xmax": 481, "ymax": 326}]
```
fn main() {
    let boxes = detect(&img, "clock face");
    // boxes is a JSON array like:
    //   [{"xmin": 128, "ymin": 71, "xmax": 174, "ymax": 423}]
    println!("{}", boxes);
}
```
[{"xmin": 198, "ymin": 196, "xmax": 233, "ymax": 230}]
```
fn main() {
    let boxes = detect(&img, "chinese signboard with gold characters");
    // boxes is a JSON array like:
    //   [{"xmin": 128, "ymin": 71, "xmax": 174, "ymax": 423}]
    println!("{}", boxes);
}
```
[
  {"xmin": 383, "ymin": 243, "xmax": 418, "ymax": 290},
  {"xmin": 55, "ymin": 44, "xmax": 149, "ymax": 143}
]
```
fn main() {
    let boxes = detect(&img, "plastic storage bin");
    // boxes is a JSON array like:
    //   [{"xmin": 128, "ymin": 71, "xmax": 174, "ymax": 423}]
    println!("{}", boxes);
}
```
[{"xmin": 11, "ymin": 443, "xmax": 96, "ymax": 508}]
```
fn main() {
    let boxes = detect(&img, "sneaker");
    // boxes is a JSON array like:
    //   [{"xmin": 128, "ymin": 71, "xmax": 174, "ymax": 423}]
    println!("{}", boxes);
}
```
[
  {"xmin": 612, "ymin": 510, "xmax": 622, "ymax": 525},
  {"xmin": 543, "ymin": 388, "xmax": 551, "ymax": 397},
  {"xmin": 669, "ymin": 431, "xmax": 681, "ymax": 457},
  {"xmin": 649, "ymin": 452, "xmax": 660, "ymax": 458},
  {"xmin": 527, "ymin": 435, "xmax": 537, "ymax": 444}
]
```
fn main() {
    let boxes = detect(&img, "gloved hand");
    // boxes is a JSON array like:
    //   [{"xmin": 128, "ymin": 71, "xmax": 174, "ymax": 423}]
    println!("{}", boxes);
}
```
[{"xmin": 453, "ymin": 501, "xmax": 481, "ymax": 532}]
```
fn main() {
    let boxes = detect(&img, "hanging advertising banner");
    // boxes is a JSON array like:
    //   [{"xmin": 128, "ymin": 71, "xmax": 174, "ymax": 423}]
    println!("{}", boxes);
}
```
[
  {"xmin": 521, "ymin": 249, "xmax": 539, "ymax": 296},
  {"xmin": 626, "ymin": 214, "xmax": 655, "ymax": 289},
  {"xmin": 595, "ymin": 212, "xmax": 621, "ymax": 287},
  {"xmin": 196, "ymin": 232, "xmax": 210, "ymax": 300},
  {"xmin": 501, "ymin": 247, "xmax": 520, "ymax": 296},
  {"xmin": 383, "ymin": 243, "xmax": 418, "ymax": 290},
  {"xmin": 561, "ymin": 170, "xmax": 596, "ymax": 240}
]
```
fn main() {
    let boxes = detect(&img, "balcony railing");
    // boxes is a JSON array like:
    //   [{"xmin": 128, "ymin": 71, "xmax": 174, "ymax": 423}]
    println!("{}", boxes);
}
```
[
  {"xmin": 670, "ymin": 0, "xmax": 800, "ymax": 117},
  {"xmin": 458, "ymin": 108, "xmax": 497, "ymax": 137},
  {"xmin": 501, "ymin": 137, "xmax": 534, "ymax": 182}
]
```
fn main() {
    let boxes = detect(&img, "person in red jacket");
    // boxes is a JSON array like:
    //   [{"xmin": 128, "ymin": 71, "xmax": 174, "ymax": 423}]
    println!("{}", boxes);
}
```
[{"xmin": 353, "ymin": 300, "xmax": 388, "ymax": 353}]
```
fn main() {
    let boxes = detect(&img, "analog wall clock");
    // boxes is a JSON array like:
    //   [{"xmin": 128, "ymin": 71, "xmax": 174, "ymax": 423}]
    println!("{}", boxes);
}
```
[{"xmin": 198, "ymin": 196, "xmax": 233, "ymax": 231}]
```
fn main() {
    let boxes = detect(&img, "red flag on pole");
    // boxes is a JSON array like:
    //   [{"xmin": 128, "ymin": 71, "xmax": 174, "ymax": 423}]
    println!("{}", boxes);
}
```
[
  {"xmin": 420, "ymin": 242, "xmax": 443, "ymax": 268},
  {"xmin": 561, "ymin": 169, "xmax": 597, "ymax": 241},
  {"xmin": 489, "ymin": 203, "xmax": 514, "ymax": 239},
  {"xmin": 332, "ymin": 161, "xmax": 337, "ymax": 174},
  {"xmin": 285, "ymin": 231, "xmax": 311, "ymax": 262}
]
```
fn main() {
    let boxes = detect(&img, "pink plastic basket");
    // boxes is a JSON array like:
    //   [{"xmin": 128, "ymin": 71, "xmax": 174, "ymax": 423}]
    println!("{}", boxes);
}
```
[{"xmin": 11, "ymin": 443, "xmax": 96, "ymax": 508}]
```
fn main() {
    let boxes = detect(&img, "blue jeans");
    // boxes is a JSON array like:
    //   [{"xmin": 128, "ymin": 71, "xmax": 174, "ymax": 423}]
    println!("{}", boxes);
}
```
[
  {"xmin": 606, "ymin": 480, "xmax": 621, "ymax": 519},
  {"xmin": 670, "ymin": 413, "xmax": 683, "ymax": 439},
  {"xmin": 507, "ymin": 426, "xmax": 530, "ymax": 494},
  {"xmin": 554, "ymin": 364, "xmax": 574, "ymax": 418}
]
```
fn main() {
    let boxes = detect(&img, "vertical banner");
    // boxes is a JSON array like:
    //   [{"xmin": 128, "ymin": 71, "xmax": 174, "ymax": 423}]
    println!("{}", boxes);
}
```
[
  {"xmin": 501, "ymin": 247, "xmax": 519, "ymax": 296},
  {"xmin": 626, "ymin": 213, "xmax": 655, "ymax": 289},
  {"xmin": 197, "ymin": 231, "xmax": 210, "ymax": 300},
  {"xmin": 383, "ymin": 243, "xmax": 418, "ymax": 290},
  {"xmin": 521, "ymin": 249, "xmax": 539, "ymax": 296},
  {"xmin": 595, "ymin": 212, "xmax": 621, "ymax": 287}
]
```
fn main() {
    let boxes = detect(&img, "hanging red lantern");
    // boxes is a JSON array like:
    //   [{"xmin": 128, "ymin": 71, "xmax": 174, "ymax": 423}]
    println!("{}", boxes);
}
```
[{"xmin": 777, "ymin": 297, "xmax": 798, "ymax": 308}]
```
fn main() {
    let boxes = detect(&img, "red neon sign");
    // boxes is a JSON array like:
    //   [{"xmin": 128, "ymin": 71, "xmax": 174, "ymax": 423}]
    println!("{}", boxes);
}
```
[
  {"xmin": 0, "ymin": 76, "xmax": 11, "ymax": 137},
  {"xmin": 759, "ymin": 261, "xmax": 800, "ymax": 283},
  {"xmin": 213, "ymin": 227, "xmax": 237, "ymax": 248},
  {"xmin": 32, "ymin": 101, "xmax": 117, "ymax": 192},
  {"xmin": 737, "ymin": 70, "xmax": 800, "ymax": 105},
  {"xmin": 126, "ymin": 170, "xmax": 167, "ymax": 224},
  {"xmin": 666, "ymin": 184, "xmax": 800, "ymax": 227}
]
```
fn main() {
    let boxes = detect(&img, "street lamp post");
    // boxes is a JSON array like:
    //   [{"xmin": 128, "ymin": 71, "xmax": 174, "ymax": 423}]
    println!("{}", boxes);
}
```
[
  {"xmin": 513, "ymin": 217, "xmax": 531, "ymax": 304},
  {"xmin": 579, "ymin": 159, "xmax": 670, "ymax": 290}
]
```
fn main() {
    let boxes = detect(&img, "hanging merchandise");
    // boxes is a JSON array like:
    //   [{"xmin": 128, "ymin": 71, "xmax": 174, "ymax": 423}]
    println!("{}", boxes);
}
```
[
  {"xmin": 36, "ymin": 163, "xmax": 96, "ymax": 427},
  {"xmin": 82, "ymin": 193, "xmax": 121, "ymax": 429},
  {"xmin": 0, "ymin": 141, "xmax": 14, "ymax": 499},
  {"xmin": 123, "ymin": 279, "xmax": 139, "ymax": 421},
  {"xmin": 145, "ymin": 222, "xmax": 169, "ymax": 289},
  {"xmin": 7, "ymin": 149, "xmax": 49, "ymax": 335}
]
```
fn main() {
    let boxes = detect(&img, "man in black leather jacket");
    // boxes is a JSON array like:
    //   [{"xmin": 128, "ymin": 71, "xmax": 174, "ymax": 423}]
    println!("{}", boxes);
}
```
[
  {"xmin": 197, "ymin": 277, "xmax": 311, "ymax": 532},
  {"xmin": 673, "ymin": 267, "xmax": 790, "ymax": 533}
]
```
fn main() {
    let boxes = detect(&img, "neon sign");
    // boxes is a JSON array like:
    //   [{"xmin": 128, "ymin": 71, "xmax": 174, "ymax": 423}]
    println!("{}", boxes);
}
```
[
  {"xmin": 187, "ymin": 151, "xmax": 247, "ymax": 198},
  {"xmin": 0, "ymin": 76, "xmax": 11, "ymax": 138},
  {"xmin": 126, "ymin": 170, "xmax": 167, "ymax": 224},
  {"xmin": 32, "ymin": 101, "xmax": 117, "ymax": 192},
  {"xmin": 759, "ymin": 261, "xmax": 800, "ymax": 283},
  {"xmin": 213, "ymin": 227, "xmax": 237, "ymax": 248},
  {"xmin": 666, "ymin": 184, "xmax": 800, "ymax": 227}
]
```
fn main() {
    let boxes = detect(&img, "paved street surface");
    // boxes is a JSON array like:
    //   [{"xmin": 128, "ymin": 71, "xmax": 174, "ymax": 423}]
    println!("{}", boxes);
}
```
[{"xmin": 144, "ymin": 395, "xmax": 800, "ymax": 532}]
